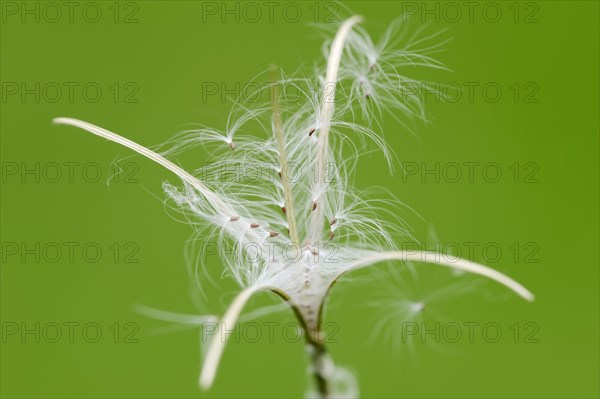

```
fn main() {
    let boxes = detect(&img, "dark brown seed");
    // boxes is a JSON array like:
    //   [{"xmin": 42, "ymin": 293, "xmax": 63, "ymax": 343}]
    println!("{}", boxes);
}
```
[
  {"xmin": 281, "ymin": 206, "xmax": 287, "ymax": 214},
  {"xmin": 330, "ymin": 218, "xmax": 337, "ymax": 226},
  {"xmin": 311, "ymin": 201, "xmax": 317, "ymax": 211},
  {"xmin": 230, "ymin": 215, "xmax": 240, "ymax": 221},
  {"xmin": 269, "ymin": 232, "xmax": 279, "ymax": 237},
  {"xmin": 250, "ymin": 223, "xmax": 259, "ymax": 228},
  {"xmin": 308, "ymin": 127, "xmax": 316, "ymax": 136},
  {"xmin": 278, "ymin": 171, "xmax": 282, "ymax": 179},
  {"xmin": 329, "ymin": 231, "xmax": 335, "ymax": 240}
]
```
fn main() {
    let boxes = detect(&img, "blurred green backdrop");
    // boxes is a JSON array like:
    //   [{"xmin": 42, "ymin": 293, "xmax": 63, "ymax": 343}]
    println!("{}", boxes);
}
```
[{"xmin": 1, "ymin": 1, "xmax": 598, "ymax": 398}]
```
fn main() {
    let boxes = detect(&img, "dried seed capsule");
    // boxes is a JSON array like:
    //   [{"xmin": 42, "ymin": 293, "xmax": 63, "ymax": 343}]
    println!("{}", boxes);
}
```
[
  {"xmin": 230, "ymin": 215, "xmax": 240, "ymax": 221},
  {"xmin": 269, "ymin": 231, "xmax": 279, "ymax": 237},
  {"xmin": 250, "ymin": 223, "xmax": 260, "ymax": 228},
  {"xmin": 330, "ymin": 218, "xmax": 337, "ymax": 226}
]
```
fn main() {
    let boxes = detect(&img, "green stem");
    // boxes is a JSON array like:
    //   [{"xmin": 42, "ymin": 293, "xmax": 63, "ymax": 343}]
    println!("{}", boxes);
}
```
[
  {"xmin": 307, "ymin": 338, "xmax": 331, "ymax": 398},
  {"xmin": 270, "ymin": 289, "xmax": 333, "ymax": 398}
]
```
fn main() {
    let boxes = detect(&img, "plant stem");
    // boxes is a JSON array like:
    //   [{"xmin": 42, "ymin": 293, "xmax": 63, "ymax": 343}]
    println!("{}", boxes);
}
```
[
  {"xmin": 307, "ymin": 338, "xmax": 332, "ymax": 398},
  {"xmin": 272, "ymin": 290, "xmax": 335, "ymax": 398}
]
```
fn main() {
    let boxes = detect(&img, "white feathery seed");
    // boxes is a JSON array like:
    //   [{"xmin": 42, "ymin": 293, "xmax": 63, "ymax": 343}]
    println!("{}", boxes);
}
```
[{"xmin": 53, "ymin": 14, "xmax": 533, "ymax": 398}]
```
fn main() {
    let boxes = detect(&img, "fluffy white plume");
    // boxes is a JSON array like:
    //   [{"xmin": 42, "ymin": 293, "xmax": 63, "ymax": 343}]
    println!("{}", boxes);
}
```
[{"xmin": 54, "ymin": 14, "xmax": 533, "ymax": 397}]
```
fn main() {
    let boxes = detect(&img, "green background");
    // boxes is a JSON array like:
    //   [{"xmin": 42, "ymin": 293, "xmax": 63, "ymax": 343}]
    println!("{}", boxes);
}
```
[{"xmin": 1, "ymin": 1, "xmax": 598, "ymax": 398}]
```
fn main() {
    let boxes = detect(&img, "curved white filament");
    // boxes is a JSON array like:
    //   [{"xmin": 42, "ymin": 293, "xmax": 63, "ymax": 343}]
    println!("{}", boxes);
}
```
[
  {"xmin": 309, "ymin": 15, "xmax": 363, "ymax": 244},
  {"xmin": 53, "ymin": 117, "xmax": 234, "ymax": 216},
  {"xmin": 199, "ymin": 285, "xmax": 271, "ymax": 389},
  {"xmin": 344, "ymin": 251, "xmax": 534, "ymax": 301}
]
